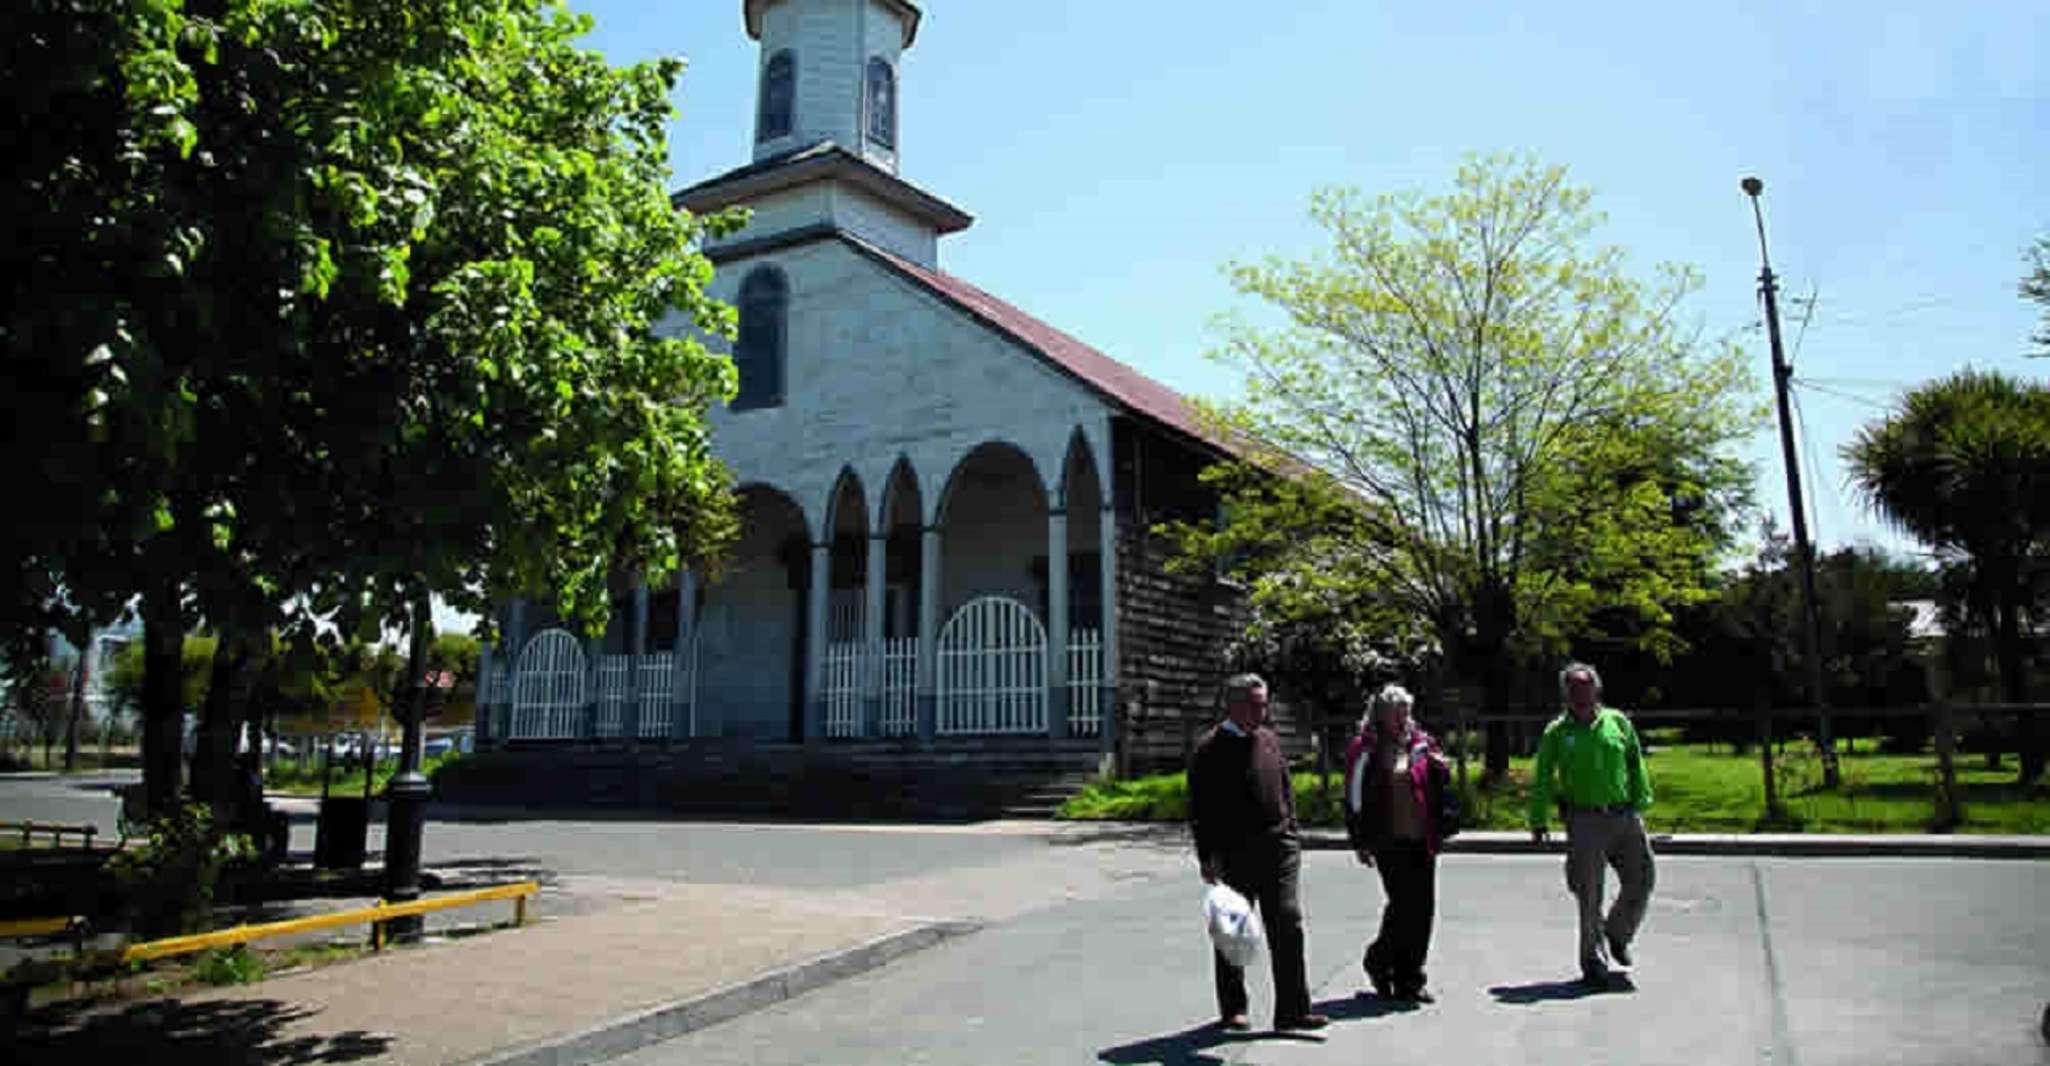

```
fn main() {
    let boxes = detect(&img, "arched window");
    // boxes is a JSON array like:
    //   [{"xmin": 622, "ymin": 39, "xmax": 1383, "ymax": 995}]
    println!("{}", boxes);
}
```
[
  {"xmin": 865, "ymin": 57, "xmax": 895, "ymax": 148},
  {"xmin": 733, "ymin": 266, "xmax": 787, "ymax": 410},
  {"xmin": 757, "ymin": 50, "xmax": 795, "ymax": 143}
]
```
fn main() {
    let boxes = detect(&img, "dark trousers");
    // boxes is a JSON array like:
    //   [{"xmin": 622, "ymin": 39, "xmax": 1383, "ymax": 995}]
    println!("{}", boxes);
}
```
[
  {"xmin": 1364, "ymin": 839, "xmax": 1436, "ymax": 993},
  {"xmin": 1212, "ymin": 836, "xmax": 1311, "ymax": 1022}
]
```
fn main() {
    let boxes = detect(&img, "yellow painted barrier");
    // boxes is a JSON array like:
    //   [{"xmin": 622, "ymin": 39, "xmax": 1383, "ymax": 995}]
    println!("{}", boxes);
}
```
[
  {"xmin": 0, "ymin": 916, "xmax": 74, "ymax": 939},
  {"xmin": 117, "ymin": 880, "xmax": 539, "ymax": 964}
]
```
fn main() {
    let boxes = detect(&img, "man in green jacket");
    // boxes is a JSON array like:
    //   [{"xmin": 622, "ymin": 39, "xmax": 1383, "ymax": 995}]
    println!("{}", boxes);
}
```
[{"xmin": 1528, "ymin": 661, "xmax": 1655, "ymax": 986}]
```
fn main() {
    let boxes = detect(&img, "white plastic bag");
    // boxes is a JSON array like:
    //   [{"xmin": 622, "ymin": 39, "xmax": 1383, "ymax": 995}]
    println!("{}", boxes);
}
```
[{"xmin": 1203, "ymin": 882, "xmax": 1264, "ymax": 967}]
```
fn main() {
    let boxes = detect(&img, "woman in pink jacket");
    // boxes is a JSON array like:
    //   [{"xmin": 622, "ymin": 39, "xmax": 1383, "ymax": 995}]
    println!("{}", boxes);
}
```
[{"xmin": 1343, "ymin": 683, "xmax": 1459, "ymax": 1003}]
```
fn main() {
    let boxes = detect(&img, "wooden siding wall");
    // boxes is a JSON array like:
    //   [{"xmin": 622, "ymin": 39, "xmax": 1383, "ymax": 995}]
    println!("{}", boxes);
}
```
[{"xmin": 1110, "ymin": 419, "xmax": 1310, "ymax": 774}]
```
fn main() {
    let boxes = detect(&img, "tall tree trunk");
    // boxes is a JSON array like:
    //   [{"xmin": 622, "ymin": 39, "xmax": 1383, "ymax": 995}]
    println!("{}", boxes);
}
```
[
  {"xmin": 63, "ymin": 630, "xmax": 89, "ymax": 772},
  {"xmin": 1996, "ymin": 583, "xmax": 2040, "ymax": 782},
  {"xmin": 140, "ymin": 577, "xmax": 186, "ymax": 817},
  {"xmin": 1475, "ymin": 583, "xmax": 1515, "ymax": 782},
  {"xmin": 191, "ymin": 633, "xmax": 249, "ymax": 812}
]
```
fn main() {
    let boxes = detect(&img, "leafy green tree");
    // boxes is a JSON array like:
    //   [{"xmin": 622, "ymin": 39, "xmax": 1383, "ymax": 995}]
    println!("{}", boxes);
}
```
[
  {"xmin": 6, "ymin": 0, "xmax": 741, "ymax": 812},
  {"xmin": 1184, "ymin": 155, "xmax": 1757, "ymax": 779},
  {"xmin": 2024, "ymin": 235, "xmax": 2049, "ymax": 356},
  {"xmin": 1844, "ymin": 369, "xmax": 2050, "ymax": 780}
]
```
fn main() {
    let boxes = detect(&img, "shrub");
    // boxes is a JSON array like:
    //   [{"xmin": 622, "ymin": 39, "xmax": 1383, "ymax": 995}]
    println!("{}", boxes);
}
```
[
  {"xmin": 193, "ymin": 945, "xmax": 266, "ymax": 986},
  {"xmin": 108, "ymin": 804, "xmax": 254, "ymax": 938}
]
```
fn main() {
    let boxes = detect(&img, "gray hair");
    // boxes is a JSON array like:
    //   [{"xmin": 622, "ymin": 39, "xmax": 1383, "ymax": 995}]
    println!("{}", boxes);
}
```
[
  {"xmin": 1362, "ymin": 683, "xmax": 1414, "ymax": 729},
  {"xmin": 1559, "ymin": 661, "xmax": 1603, "ymax": 700},
  {"xmin": 1222, "ymin": 673, "xmax": 1267, "ymax": 705}
]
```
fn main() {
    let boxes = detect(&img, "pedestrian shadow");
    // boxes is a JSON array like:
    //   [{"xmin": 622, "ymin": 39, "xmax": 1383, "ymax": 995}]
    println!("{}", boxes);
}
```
[
  {"xmin": 9, "ymin": 995, "xmax": 393, "ymax": 1065},
  {"xmin": 1096, "ymin": 1021, "xmax": 1250, "ymax": 1064},
  {"xmin": 1316, "ymin": 990, "xmax": 1423, "ymax": 1020},
  {"xmin": 1099, "ymin": 1005, "xmax": 1386, "ymax": 1065},
  {"xmin": 1489, "ymin": 974, "xmax": 1636, "ymax": 1005}
]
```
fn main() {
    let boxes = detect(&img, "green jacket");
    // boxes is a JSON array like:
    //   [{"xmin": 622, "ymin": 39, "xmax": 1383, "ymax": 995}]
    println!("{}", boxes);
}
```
[{"xmin": 1527, "ymin": 706, "xmax": 1653, "ymax": 829}]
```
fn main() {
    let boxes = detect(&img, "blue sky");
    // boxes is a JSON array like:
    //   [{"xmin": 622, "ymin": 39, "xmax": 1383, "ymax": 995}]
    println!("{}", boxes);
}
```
[{"xmin": 573, "ymin": 0, "xmax": 2047, "ymax": 562}]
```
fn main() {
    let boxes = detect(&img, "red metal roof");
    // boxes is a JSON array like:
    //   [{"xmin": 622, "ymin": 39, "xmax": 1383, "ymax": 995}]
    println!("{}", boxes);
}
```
[{"xmin": 846, "ymin": 237, "xmax": 1240, "ymax": 458}]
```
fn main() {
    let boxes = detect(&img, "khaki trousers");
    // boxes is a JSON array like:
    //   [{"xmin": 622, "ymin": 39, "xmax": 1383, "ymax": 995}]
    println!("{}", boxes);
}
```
[{"xmin": 1564, "ymin": 808, "xmax": 1655, "ymax": 974}]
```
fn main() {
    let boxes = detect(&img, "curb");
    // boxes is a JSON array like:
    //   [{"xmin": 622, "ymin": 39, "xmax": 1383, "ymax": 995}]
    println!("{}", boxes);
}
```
[
  {"xmin": 1298, "ymin": 830, "xmax": 2050, "ymax": 860},
  {"xmin": 464, "ymin": 919, "xmax": 981, "ymax": 1066}
]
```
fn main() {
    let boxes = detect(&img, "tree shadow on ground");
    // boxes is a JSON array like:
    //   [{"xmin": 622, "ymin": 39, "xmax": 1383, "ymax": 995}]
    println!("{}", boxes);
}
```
[
  {"xmin": 8, "ymin": 995, "xmax": 392, "ymax": 1065},
  {"xmin": 1851, "ymin": 781, "xmax": 2046, "ymax": 802},
  {"xmin": 1489, "ymin": 974, "xmax": 1636, "ymax": 1005}
]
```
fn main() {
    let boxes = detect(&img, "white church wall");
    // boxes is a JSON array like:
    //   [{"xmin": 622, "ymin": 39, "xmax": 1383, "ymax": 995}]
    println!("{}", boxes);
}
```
[
  {"xmin": 787, "ymin": 0, "xmax": 860, "ymax": 154},
  {"xmin": 682, "ymin": 238, "xmax": 1114, "ymax": 543},
  {"xmin": 715, "ymin": 186, "xmax": 833, "ymax": 248},
  {"xmin": 828, "ymin": 185, "xmax": 935, "ymax": 266}
]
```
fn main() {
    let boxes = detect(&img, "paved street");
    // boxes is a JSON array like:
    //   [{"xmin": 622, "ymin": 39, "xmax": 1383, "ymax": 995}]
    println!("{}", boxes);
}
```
[
  {"xmin": 5, "ymin": 774, "xmax": 2046, "ymax": 1065},
  {"xmin": 607, "ymin": 853, "xmax": 2049, "ymax": 1066}
]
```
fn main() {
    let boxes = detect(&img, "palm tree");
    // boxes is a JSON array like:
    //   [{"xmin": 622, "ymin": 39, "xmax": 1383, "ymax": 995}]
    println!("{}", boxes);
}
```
[{"xmin": 1843, "ymin": 369, "xmax": 2050, "ymax": 781}]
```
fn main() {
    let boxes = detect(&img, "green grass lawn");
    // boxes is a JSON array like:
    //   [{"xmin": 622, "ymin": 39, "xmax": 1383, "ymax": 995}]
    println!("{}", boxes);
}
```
[{"xmin": 1059, "ymin": 739, "xmax": 2050, "ymax": 835}]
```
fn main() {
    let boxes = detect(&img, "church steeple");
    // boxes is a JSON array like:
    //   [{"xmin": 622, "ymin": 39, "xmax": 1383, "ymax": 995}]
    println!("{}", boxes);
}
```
[{"xmin": 745, "ymin": 0, "xmax": 921, "ymax": 174}]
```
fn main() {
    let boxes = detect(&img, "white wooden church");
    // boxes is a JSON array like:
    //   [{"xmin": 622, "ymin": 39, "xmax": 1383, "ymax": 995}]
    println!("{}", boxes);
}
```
[{"xmin": 469, "ymin": 0, "xmax": 1261, "ymax": 791}]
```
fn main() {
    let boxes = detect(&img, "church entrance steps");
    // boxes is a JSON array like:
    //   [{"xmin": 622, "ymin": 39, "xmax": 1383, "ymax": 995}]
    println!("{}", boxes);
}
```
[{"xmin": 435, "ymin": 742, "xmax": 1106, "ymax": 821}]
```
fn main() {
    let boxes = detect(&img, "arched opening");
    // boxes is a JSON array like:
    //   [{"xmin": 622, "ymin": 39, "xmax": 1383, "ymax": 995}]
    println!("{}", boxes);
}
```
[
  {"xmin": 757, "ymin": 49, "xmax": 794, "ymax": 142},
  {"xmin": 865, "ymin": 57, "xmax": 896, "ymax": 148},
  {"xmin": 821, "ymin": 472, "xmax": 868, "ymax": 738},
  {"xmin": 877, "ymin": 459, "xmax": 924, "ymax": 736},
  {"xmin": 698, "ymin": 484, "xmax": 809, "ymax": 741},
  {"xmin": 1061, "ymin": 434, "xmax": 1105, "ymax": 633},
  {"xmin": 937, "ymin": 441, "xmax": 1048, "ymax": 620}
]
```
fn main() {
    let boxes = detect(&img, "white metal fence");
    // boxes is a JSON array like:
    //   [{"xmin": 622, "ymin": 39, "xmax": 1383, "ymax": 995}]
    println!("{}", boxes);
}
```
[
  {"xmin": 594, "ymin": 654, "xmax": 631, "ymax": 738},
  {"xmin": 511, "ymin": 629, "xmax": 586, "ymax": 740},
  {"xmin": 822, "ymin": 640, "xmax": 864, "ymax": 738},
  {"xmin": 638, "ymin": 652, "xmax": 674, "ymax": 739},
  {"xmin": 880, "ymin": 637, "xmax": 917, "ymax": 737},
  {"xmin": 493, "ymin": 614, "xmax": 1092, "ymax": 744},
  {"xmin": 1067, "ymin": 627, "xmax": 1103, "ymax": 737},
  {"xmin": 937, "ymin": 596, "xmax": 1047, "ymax": 735}
]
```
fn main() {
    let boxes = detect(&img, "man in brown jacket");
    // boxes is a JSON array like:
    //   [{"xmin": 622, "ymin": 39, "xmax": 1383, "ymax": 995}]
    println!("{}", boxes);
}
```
[{"xmin": 1189, "ymin": 673, "xmax": 1328, "ymax": 1031}]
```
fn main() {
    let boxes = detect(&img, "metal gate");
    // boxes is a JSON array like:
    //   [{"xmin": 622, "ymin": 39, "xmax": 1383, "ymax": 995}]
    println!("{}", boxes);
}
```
[
  {"xmin": 937, "ymin": 596, "xmax": 1047, "ymax": 735},
  {"xmin": 510, "ymin": 629, "xmax": 587, "ymax": 740}
]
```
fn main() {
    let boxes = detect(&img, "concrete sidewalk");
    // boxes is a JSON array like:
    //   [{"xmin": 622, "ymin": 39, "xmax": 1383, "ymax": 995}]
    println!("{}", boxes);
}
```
[{"xmin": 9, "ymin": 879, "xmax": 974, "ymax": 1066}]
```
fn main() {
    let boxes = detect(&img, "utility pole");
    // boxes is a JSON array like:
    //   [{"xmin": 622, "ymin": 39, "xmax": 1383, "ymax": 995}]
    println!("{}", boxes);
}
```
[{"xmin": 1742, "ymin": 176, "xmax": 1839, "ymax": 787}]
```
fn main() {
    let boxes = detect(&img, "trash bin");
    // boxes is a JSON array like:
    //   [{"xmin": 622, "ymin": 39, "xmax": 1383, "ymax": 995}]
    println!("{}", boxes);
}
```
[{"xmin": 314, "ymin": 795, "xmax": 368, "ymax": 870}]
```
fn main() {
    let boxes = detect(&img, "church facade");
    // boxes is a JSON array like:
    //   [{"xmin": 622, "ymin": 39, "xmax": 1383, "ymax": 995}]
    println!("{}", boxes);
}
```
[{"xmin": 474, "ymin": 0, "xmax": 1262, "ymax": 776}]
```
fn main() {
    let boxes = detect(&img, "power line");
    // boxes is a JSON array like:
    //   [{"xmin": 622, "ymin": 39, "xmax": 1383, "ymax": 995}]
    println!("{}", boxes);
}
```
[
  {"xmin": 1792, "ymin": 377, "xmax": 1892, "ymax": 411},
  {"xmin": 1789, "ymin": 386, "xmax": 1831, "ymax": 549}
]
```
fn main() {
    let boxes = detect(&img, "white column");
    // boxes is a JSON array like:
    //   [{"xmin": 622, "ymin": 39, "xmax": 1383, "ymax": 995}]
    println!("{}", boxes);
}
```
[
  {"xmin": 917, "ymin": 525, "xmax": 942, "ymax": 744},
  {"xmin": 863, "ymin": 532, "xmax": 888, "ymax": 738},
  {"xmin": 675, "ymin": 571, "xmax": 699, "ymax": 739},
  {"xmin": 1098, "ymin": 503, "xmax": 1120, "ymax": 756},
  {"xmin": 804, "ymin": 541, "xmax": 830, "ymax": 742},
  {"xmin": 626, "ymin": 581, "xmax": 649, "ymax": 741},
  {"xmin": 1046, "ymin": 509, "xmax": 1069, "ymax": 740}
]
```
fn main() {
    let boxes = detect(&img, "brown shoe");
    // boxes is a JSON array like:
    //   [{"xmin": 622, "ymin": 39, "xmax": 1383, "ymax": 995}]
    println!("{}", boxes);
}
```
[
  {"xmin": 1274, "ymin": 1012, "xmax": 1330, "ymax": 1031},
  {"xmin": 1219, "ymin": 1013, "xmax": 1251, "ymax": 1031}
]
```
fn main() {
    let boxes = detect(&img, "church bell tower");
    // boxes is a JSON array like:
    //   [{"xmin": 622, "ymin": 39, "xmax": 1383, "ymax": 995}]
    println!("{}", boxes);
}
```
[{"xmin": 745, "ymin": 0, "xmax": 921, "ymax": 174}]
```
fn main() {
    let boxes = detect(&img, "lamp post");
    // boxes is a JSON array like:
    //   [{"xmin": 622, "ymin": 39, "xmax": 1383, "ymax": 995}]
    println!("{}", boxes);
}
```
[
  {"xmin": 1741, "ymin": 176, "xmax": 1840, "ymax": 788},
  {"xmin": 382, "ymin": 595, "xmax": 433, "ymax": 941}
]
